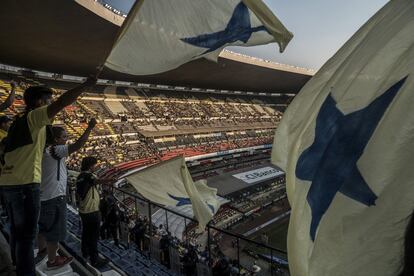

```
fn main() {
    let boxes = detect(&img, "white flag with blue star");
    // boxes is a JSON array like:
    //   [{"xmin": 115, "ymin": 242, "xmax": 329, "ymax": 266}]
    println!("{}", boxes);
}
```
[
  {"xmin": 271, "ymin": 0, "xmax": 414, "ymax": 275},
  {"xmin": 105, "ymin": 0, "xmax": 292, "ymax": 75},
  {"xmin": 126, "ymin": 156, "xmax": 221, "ymax": 230}
]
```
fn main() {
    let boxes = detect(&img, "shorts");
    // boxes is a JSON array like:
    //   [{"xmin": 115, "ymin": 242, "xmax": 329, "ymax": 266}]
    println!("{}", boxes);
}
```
[{"xmin": 38, "ymin": 196, "xmax": 67, "ymax": 242}]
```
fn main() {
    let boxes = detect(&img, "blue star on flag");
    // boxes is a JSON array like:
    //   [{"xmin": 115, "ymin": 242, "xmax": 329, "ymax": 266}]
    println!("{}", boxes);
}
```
[
  {"xmin": 168, "ymin": 194, "xmax": 215, "ymax": 213},
  {"xmin": 296, "ymin": 76, "xmax": 407, "ymax": 241},
  {"xmin": 168, "ymin": 194, "xmax": 191, "ymax": 206},
  {"xmin": 181, "ymin": 2, "xmax": 269, "ymax": 55}
]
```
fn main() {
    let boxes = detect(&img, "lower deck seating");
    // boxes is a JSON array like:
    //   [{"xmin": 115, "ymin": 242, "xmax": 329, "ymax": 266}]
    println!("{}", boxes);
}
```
[{"xmin": 64, "ymin": 206, "xmax": 175, "ymax": 276}]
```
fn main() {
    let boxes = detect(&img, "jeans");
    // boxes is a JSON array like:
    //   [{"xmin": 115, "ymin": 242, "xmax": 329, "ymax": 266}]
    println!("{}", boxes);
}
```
[
  {"xmin": 80, "ymin": 211, "xmax": 101, "ymax": 263},
  {"xmin": 3, "ymin": 184, "xmax": 40, "ymax": 276}
]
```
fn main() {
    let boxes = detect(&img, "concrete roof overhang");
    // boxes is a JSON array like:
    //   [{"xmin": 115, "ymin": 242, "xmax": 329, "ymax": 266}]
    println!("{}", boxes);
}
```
[{"xmin": 0, "ymin": 0, "xmax": 313, "ymax": 93}]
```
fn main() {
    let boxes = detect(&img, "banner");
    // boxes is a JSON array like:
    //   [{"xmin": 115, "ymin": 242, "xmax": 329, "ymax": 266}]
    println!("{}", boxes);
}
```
[
  {"xmin": 105, "ymin": 0, "xmax": 292, "ymax": 75},
  {"xmin": 271, "ymin": 0, "xmax": 414, "ymax": 275}
]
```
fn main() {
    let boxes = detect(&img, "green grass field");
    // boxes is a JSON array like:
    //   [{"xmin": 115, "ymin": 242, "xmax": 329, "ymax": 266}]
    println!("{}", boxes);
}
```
[{"xmin": 244, "ymin": 217, "xmax": 289, "ymax": 258}]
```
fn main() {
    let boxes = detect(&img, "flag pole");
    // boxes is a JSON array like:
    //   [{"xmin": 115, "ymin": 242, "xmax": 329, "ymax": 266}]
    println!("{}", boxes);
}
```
[{"xmin": 94, "ymin": 0, "xmax": 145, "ymax": 78}]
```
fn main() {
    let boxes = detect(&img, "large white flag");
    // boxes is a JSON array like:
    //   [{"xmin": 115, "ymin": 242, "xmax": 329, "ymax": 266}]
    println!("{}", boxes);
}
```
[
  {"xmin": 271, "ymin": 0, "xmax": 414, "ymax": 275},
  {"xmin": 126, "ymin": 157, "xmax": 221, "ymax": 230},
  {"xmin": 105, "ymin": 0, "xmax": 292, "ymax": 75}
]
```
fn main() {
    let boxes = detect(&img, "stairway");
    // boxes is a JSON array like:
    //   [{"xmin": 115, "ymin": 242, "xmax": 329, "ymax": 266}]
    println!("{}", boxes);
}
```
[
  {"xmin": 76, "ymin": 100, "xmax": 97, "ymax": 115},
  {"xmin": 65, "ymin": 123, "xmax": 82, "ymax": 138},
  {"xmin": 65, "ymin": 206, "xmax": 176, "ymax": 276},
  {"xmin": 36, "ymin": 256, "xmax": 78, "ymax": 276},
  {"xmin": 103, "ymin": 122, "xmax": 116, "ymax": 136}
]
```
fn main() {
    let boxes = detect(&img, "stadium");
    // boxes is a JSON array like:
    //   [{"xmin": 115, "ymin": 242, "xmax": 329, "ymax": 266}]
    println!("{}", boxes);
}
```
[
  {"xmin": 1, "ymin": 1, "xmax": 411, "ymax": 276},
  {"xmin": 0, "ymin": 55, "xmax": 299, "ymax": 275},
  {"xmin": 0, "ymin": 1, "xmax": 313, "ymax": 275}
]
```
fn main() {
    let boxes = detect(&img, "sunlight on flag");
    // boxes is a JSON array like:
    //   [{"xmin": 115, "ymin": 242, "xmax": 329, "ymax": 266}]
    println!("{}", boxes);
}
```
[
  {"xmin": 126, "ymin": 156, "xmax": 221, "ymax": 230},
  {"xmin": 271, "ymin": 0, "xmax": 414, "ymax": 275},
  {"xmin": 105, "ymin": 0, "xmax": 292, "ymax": 75}
]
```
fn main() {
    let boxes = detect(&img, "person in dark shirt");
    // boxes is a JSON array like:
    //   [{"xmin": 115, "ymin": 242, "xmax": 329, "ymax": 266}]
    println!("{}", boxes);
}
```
[
  {"xmin": 159, "ymin": 231, "xmax": 171, "ymax": 268},
  {"xmin": 132, "ymin": 217, "xmax": 146, "ymax": 251},
  {"xmin": 99, "ymin": 194, "xmax": 110, "ymax": 240},
  {"xmin": 182, "ymin": 245, "xmax": 198, "ymax": 276},
  {"xmin": 212, "ymin": 254, "xmax": 231, "ymax": 276},
  {"xmin": 76, "ymin": 157, "xmax": 112, "ymax": 268},
  {"xmin": 106, "ymin": 201, "xmax": 120, "ymax": 246}
]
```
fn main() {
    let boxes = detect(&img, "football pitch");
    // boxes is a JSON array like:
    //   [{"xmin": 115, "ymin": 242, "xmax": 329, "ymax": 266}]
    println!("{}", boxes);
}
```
[{"xmin": 246, "ymin": 217, "xmax": 289, "ymax": 254}]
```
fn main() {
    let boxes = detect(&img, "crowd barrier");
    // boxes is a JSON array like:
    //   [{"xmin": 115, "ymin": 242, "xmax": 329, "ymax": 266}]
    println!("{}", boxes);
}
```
[{"xmin": 109, "ymin": 185, "xmax": 289, "ymax": 275}]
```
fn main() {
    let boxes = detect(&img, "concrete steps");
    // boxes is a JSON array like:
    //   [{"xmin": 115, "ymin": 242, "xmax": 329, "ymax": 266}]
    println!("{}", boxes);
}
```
[{"xmin": 36, "ymin": 253, "xmax": 78, "ymax": 276}]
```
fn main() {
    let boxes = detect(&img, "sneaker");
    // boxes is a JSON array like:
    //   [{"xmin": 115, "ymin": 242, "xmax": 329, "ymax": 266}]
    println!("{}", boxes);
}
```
[
  {"xmin": 91, "ymin": 257, "xmax": 109, "ymax": 269},
  {"xmin": 35, "ymin": 248, "xmax": 47, "ymax": 264},
  {"xmin": 46, "ymin": 256, "xmax": 73, "ymax": 270}
]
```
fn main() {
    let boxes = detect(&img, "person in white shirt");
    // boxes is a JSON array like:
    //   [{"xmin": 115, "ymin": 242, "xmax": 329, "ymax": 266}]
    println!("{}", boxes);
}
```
[{"xmin": 36, "ymin": 118, "xmax": 96, "ymax": 270}]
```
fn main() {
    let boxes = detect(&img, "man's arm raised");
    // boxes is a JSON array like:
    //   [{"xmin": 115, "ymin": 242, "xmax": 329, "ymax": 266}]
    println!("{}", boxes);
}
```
[
  {"xmin": 0, "ymin": 81, "xmax": 16, "ymax": 111},
  {"xmin": 68, "ymin": 118, "xmax": 97, "ymax": 155},
  {"xmin": 47, "ymin": 77, "xmax": 97, "ymax": 120}
]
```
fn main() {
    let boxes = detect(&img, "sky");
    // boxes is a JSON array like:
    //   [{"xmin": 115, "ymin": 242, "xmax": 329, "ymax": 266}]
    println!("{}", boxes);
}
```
[{"xmin": 106, "ymin": 0, "xmax": 388, "ymax": 71}]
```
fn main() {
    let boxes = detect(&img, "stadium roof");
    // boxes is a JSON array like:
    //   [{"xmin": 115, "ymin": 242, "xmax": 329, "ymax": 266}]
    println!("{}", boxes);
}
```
[
  {"xmin": 208, "ymin": 163, "xmax": 285, "ymax": 196},
  {"xmin": 0, "ymin": 0, "xmax": 313, "ymax": 93}
]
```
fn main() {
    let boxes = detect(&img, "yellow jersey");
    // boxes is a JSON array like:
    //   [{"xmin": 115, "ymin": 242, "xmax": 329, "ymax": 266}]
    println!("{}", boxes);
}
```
[{"xmin": 0, "ymin": 106, "xmax": 52, "ymax": 185}]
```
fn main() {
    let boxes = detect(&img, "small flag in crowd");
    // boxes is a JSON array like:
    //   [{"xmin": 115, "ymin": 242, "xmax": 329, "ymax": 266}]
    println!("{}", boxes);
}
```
[
  {"xmin": 126, "ymin": 156, "xmax": 221, "ymax": 230},
  {"xmin": 271, "ymin": 0, "xmax": 414, "ymax": 275},
  {"xmin": 105, "ymin": 0, "xmax": 292, "ymax": 75}
]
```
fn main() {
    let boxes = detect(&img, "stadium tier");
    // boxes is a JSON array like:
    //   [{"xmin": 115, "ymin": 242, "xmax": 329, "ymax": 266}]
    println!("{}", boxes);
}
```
[
  {"xmin": 0, "ymin": 38, "xmax": 300, "ymax": 273},
  {"xmin": 0, "ymin": 74, "xmax": 282, "ymax": 172},
  {"xmin": 0, "ymin": 70, "xmax": 291, "ymax": 275}
]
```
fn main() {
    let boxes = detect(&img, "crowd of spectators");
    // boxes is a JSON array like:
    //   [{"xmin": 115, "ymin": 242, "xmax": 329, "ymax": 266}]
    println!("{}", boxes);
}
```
[
  {"xmin": 1, "ymin": 77, "xmax": 281, "ymax": 172},
  {"xmin": 93, "ymin": 195, "xmax": 259, "ymax": 276},
  {"xmin": 55, "ymin": 92, "xmax": 279, "ymax": 170},
  {"xmin": 67, "ymin": 170, "xmax": 285, "ymax": 276},
  {"xmin": 0, "ymin": 78, "xmax": 284, "ymax": 275}
]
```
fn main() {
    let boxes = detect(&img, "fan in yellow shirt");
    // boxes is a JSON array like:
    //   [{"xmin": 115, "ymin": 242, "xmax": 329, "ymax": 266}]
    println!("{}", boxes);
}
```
[{"xmin": 0, "ymin": 77, "xmax": 97, "ymax": 276}]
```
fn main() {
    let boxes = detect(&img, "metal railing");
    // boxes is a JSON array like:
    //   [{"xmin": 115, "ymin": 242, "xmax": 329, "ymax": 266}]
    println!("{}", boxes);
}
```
[{"xmin": 107, "ymin": 185, "xmax": 289, "ymax": 275}]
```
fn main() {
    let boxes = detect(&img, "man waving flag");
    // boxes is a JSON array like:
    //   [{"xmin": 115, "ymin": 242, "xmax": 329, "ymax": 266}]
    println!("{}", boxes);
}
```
[
  {"xmin": 271, "ymin": 0, "xmax": 414, "ymax": 275},
  {"xmin": 105, "ymin": 0, "xmax": 292, "ymax": 75}
]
